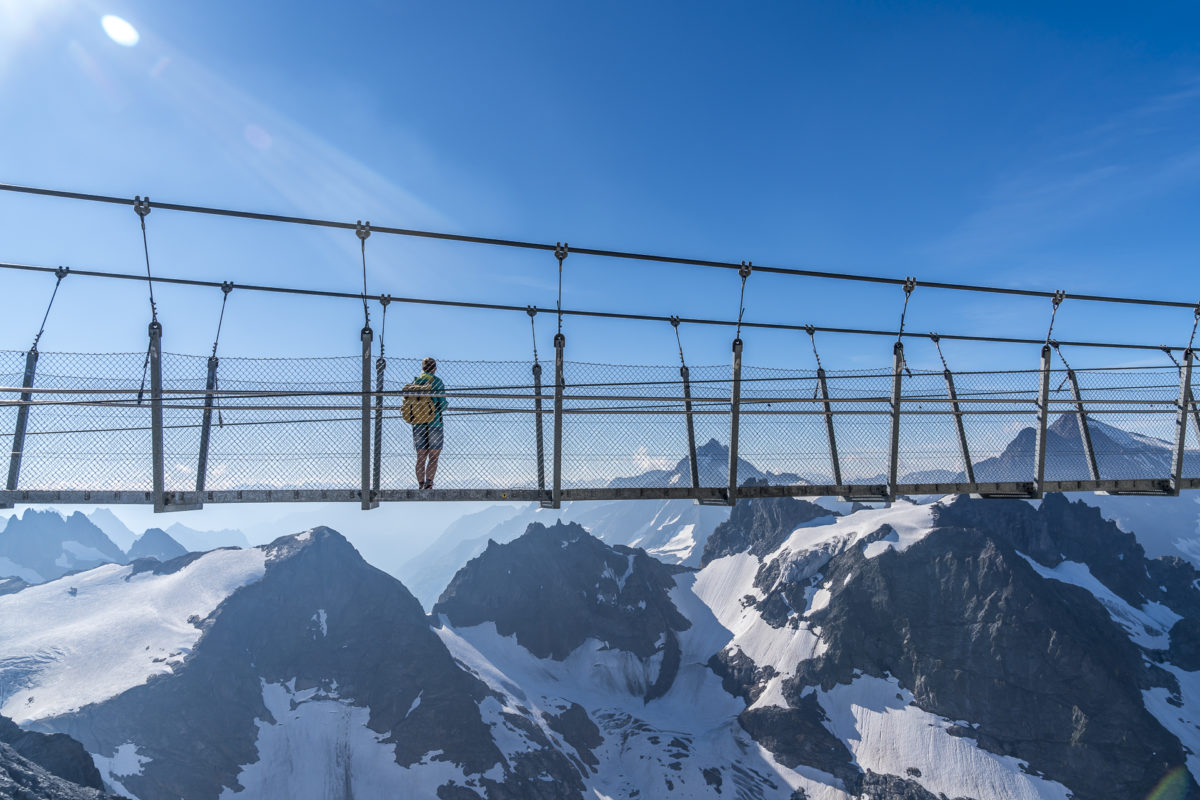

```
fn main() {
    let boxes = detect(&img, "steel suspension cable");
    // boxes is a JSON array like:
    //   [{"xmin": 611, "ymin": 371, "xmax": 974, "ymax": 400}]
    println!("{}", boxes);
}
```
[
  {"xmin": 132, "ymin": 197, "xmax": 158, "ymax": 405},
  {"xmin": 1045, "ymin": 290, "xmax": 1066, "ymax": 345},
  {"xmin": 133, "ymin": 197, "xmax": 158, "ymax": 323},
  {"xmin": 0, "ymin": 260, "xmax": 1191, "ymax": 353},
  {"xmin": 895, "ymin": 278, "xmax": 915, "ymax": 376},
  {"xmin": 527, "ymin": 307, "xmax": 540, "ymax": 363},
  {"xmin": 30, "ymin": 267, "xmax": 69, "ymax": 351},
  {"xmin": 356, "ymin": 221, "xmax": 371, "ymax": 327},
  {"xmin": 671, "ymin": 316, "xmax": 687, "ymax": 367},
  {"xmin": 5, "ymin": 181, "xmax": 1199, "ymax": 312},
  {"xmin": 735, "ymin": 262, "xmax": 751, "ymax": 340},
  {"xmin": 554, "ymin": 243, "xmax": 568, "ymax": 335},
  {"xmin": 930, "ymin": 333, "xmax": 950, "ymax": 371}
]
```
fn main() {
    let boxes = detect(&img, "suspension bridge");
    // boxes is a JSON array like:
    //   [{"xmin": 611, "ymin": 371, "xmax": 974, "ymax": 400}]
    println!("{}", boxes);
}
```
[{"xmin": 1, "ymin": 182, "xmax": 1198, "ymax": 512}]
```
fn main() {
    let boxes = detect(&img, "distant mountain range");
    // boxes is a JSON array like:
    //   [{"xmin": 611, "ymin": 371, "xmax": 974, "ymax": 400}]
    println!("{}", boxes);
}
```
[
  {"xmin": 1, "ymin": 494, "xmax": 1196, "ymax": 798},
  {"xmin": 0, "ymin": 510, "xmax": 250, "ymax": 586}
]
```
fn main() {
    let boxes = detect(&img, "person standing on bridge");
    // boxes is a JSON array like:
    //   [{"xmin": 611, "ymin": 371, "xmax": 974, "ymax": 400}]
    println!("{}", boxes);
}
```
[{"xmin": 402, "ymin": 357, "xmax": 448, "ymax": 490}]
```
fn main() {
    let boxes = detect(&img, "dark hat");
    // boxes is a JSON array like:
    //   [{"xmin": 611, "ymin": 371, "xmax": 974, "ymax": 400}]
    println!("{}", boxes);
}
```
[{"xmin": 422, "ymin": 357, "xmax": 437, "ymax": 372}]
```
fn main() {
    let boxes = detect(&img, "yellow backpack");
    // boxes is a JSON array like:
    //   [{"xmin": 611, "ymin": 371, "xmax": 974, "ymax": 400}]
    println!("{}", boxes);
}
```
[{"xmin": 401, "ymin": 376, "xmax": 437, "ymax": 424}]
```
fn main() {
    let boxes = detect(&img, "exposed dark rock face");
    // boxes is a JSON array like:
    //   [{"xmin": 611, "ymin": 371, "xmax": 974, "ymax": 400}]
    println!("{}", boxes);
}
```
[
  {"xmin": 700, "ymin": 487, "xmax": 834, "ymax": 567},
  {"xmin": 785, "ymin": 495, "xmax": 1198, "ymax": 800},
  {"xmin": 124, "ymin": 529, "xmax": 187, "ymax": 562},
  {"xmin": 859, "ymin": 771, "xmax": 966, "ymax": 800},
  {"xmin": 434, "ymin": 522, "xmax": 691, "ymax": 675},
  {"xmin": 43, "ymin": 529, "xmax": 581, "ymax": 800},
  {"xmin": 707, "ymin": 647, "xmax": 776, "ymax": 704},
  {"xmin": 0, "ymin": 576, "xmax": 28, "ymax": 595},
  {"xmin": 0, "ymin": 742, "xmax": 121, "ymax": 800},
  {"xmin": 737, "ymin": 696, "xmax": 858, "ymax": 787},
  {"xmin": 542, "ymin": 703, "xmax": 601, "ymax": 771},
  {"xmin": 0, "ymin": 510, "xmax": 125, "ymax": 583},
  {"xmin": 0, "ymin": 715, "xmax": 105, "ymax": 791}
]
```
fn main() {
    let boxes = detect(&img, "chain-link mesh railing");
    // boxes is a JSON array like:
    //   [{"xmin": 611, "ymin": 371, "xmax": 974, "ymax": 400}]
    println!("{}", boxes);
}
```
[{"xmin": 2, "ymin": 350, "xmax": 1198, "ymax": 501}]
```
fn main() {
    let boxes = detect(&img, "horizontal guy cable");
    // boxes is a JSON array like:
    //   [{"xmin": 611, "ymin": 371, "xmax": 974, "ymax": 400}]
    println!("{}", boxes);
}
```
[
  {"xmin": 2, "ymin": 181, "xmax": 1197, "ymax": 310},
  {"xmin": 0, "ymin": 261, "xmax": 1190, "ymax": 352}
]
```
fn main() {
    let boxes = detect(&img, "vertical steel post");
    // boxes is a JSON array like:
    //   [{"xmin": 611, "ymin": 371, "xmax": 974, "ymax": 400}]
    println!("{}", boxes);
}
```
[
  {"xmin": 551, "ymin": 333, "xmax": 565, "ymax": 509},
  {"xmin": 681, "ymin": 365, "xmax": 700, "ymax": 491},
  {"xmin": 149, "ymin": 322, "xmax": 167, "ymax": 513},
  {"xmin": 5, "ymin": 348, "xmax": 39, "ymax": 494},
  {"xmin": 372, "ymin": 353, "xmax": 386, "ymax": 498},
  {"xmin": 360, "ymin": 326, "xmax": 377, "ymax": 510},
  {"xmin": 943, "ymin": 369, "xmax": 975, "ymax": 484},
  {"xmin": 1170, "ymin": 350, "xmax": 1194, "ymax": 495},
  {"xmin": 1064, "ymin": 368, "xmax": 1099, "ymax": 481},
  {"xmin": 1033, "ymin": 344, "xmax": 1052, "ymax": 496},
  {"xmin": 887, "ymin": 342, "xmax": 904, "ymax": 499},
  {"xmin": 727, "ymin": 338, "xmax": 744, "ymax": 505},
  {"xmin": 195, "ymin": 356, "xmax": 219, "ymax": 492},
  {"xmin": 1191, "ymin": 389, "xmax": 1200, "ymax": 449},
  {"xmin": 817, "ymin": 367, "xmax": 842, "ymax": 486},
  {"xmin": 533, "ymin": 362, "xmax": 547, "ymax": 500}
]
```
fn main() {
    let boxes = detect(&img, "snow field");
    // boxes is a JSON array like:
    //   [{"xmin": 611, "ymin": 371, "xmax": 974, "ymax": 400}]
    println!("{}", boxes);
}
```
[
  {"xmin": 220, "ymin": 680, "xmax": 469, "ymax": 800},
  {"xmin": 0, "ymin": 547, "xmax": 267, "ymax": 722},
  {"xmin": 818, "ymin": 676, "xmax": 1072, "ymax": 800}
]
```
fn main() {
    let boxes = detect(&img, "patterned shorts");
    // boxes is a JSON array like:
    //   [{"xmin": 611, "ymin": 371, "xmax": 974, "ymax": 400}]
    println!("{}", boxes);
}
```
[{"xmin": 412, "ymin": 424, "xmax": 444, "ymax": 451}]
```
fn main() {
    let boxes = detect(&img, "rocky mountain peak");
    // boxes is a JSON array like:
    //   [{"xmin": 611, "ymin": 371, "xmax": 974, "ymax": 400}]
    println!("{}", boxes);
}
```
[
  {"xmin": 773, "ymin": 494, "xmax": 1200, "ymax": 800},
  {"xmin": 434, "ymin": 521, "xmax": 692, "ymax": 692},
  {"xmin": 0, "ymin": 508, "xmax": 125, "ymax": 584},
  {"xmin": 125, "ymin": 528, "xmax": 187, "ymax": 562},
  {"xmin": 701, "ymin": 483, "xmax": 836, "ymax": 566}
]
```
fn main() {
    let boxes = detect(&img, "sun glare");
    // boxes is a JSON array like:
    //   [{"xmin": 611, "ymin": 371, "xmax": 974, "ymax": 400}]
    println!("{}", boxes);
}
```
[{"xmin": 100, "ymin": 14, "xmax": 139, "ymax": 46}]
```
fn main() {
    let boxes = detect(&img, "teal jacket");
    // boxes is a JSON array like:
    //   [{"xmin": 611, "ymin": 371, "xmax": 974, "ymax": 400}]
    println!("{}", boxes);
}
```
[{"xmin": 413, "ymin": 372, "xmax": 448, "ymax": 429}]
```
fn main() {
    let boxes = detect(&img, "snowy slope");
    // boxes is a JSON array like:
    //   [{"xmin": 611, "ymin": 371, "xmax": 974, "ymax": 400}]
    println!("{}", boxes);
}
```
[
  {"xmin": 0, "ymin": 547, "xmax": 266, "ymax": 722},
  {"xmin": 220, "ymin": 680, "xmax": 471, "ymax": 800},
  {"xmin": 436, "ymin": 621, "xmax": 847, "ymax": 800}
]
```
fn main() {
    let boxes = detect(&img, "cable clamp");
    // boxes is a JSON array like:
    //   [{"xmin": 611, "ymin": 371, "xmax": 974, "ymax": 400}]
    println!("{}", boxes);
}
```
[
  {"xmin": 526, "ymin": 305, "xmax": 537, "ymax": 318},
  {"xmin": 1052, "ymin": 289, "xmax": 1066, "ymax": 307},
  {"xmin": 54, "ymin": 266, "xmax": 70, "ymax": 280},
  {"xmin": 929, "ymin": 332, "xmax": 940, "ymax": 343},
  {"xmin": 220, "ymin": 281, "xmax": 234, "ymax": 295},
  {"xmin": 133, "ymin": 196, "xmax": 151, "ymax": 218},
  {"xmin": 1193, "ymin": 301, "xmax": 1200, "ymax": 318},
  {"xmin": 356, "ymin": 220, "xmax": 371, "ymax": 241},
  {"xmin": 555, "ymin": 242, "xmax": 569, "ymax": 262},
  {"xmin": 739, "ymin": 261, "xmax": 752, "ymax": 279},
  {"xmin": 804, "ymin": 324, "xmax": 815, "ymax": 337},
  {"xmin": 903, "ymin": 276, "xmax": 916, "ymax": 296},
  {"xmin": 379, "ymin": 293, "xmax": 392, "ymax": 307},
  {"xmin": 670, "ymin": 315, "xmax": 680, "ymax": 328}
]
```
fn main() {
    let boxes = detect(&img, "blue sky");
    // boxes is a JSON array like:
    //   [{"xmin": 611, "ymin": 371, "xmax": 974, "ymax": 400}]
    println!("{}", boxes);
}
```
[{"xmin": 2, "ymin": 1, "xmax": 1200, "ymax": 556}]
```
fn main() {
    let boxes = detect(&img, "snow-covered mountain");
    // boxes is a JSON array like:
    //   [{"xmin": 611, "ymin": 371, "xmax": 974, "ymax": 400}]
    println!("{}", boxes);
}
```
[
  {"xmin": 161, "ymin": 522, "xmax": 250, "ymax": 552},
  {"xmin": 125, "ymin": 528, "xmax": 188, "ymax": 562},
  {"xmin": 976, "ymin": 411, "xmax": 1199, "ymax": 482},
  {"xmin": 3, "ymin": 494, "xmax": 1197, "ymax": 799},
  {"xmin": 87, "ymin": 508, "xmax": 249, "ymax": 553},
  {"xmin": 86, "ymin": 509, "xmax": 139, "ymax": 553},
  {"xmin": 400, "ymin": 499, "xmax": 730, "ymax": 608},
  {"xmin": 399, "ymin": 439, "xmax": 776, "ymax": 608},
  {"xmin": 607, "ymin": 437, "xmax": 803, "ymax": 489},
  {"xmin": 0, "ymin": 510, "xmax": 126, "ymax": 584},
  {"xmin": 1, "ymin": 528, "xmax": 580, "ymax": 799}
]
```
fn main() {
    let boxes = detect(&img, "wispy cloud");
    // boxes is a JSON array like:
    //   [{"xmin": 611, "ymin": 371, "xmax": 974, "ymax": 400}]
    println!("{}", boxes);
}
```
[{"xmin": 928, "ymin": 78, "xmax": 1200, "ymax": 266}]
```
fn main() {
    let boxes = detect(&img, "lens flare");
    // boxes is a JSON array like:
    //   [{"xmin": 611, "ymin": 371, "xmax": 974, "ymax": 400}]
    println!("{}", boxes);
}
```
[
  {"xmin": 101, "ymin": 15, "xmax": 139, "ymax": 47},
  {"xmin": 1146, "ymin": 767, "xmax": 1191, "ymax": 800}
]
